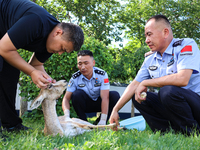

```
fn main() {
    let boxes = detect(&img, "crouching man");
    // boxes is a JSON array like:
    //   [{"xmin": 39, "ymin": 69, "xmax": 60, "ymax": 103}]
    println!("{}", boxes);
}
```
[
  {"xmin": 62, "ymin": 50, "xmax": 120, "ymax": 125},
  {"xmin": 109, "ymin": 15, "xmax": 200, "ymax": 136}
]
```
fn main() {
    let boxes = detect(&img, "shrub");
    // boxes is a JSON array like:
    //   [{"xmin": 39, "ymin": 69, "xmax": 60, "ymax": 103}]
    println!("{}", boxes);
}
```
[{"xmin": 110, "ymin": 45, "xmax": 150, "ymax": 83}]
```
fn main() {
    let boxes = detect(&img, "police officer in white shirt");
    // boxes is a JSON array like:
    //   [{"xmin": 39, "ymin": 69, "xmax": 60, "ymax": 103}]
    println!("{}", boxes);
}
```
[
  {"xmin": 62, "ymin": 50, "xmax": 120, "ymax": 125},
  {"xmin": 110, "ymin": 15, "xmax": 200, "ymax": 135}
]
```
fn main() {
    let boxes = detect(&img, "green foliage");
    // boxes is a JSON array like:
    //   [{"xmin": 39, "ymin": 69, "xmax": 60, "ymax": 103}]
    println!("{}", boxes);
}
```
[
  {"xmin": 37, "ymin": 0, "xmax": 122, "ymax": 45},
  {"xmin": 32, "ymin": 0, "xmax": 200, "ymax": 46},
  {"xmin": 110, "ymin": 40, "xmax": 150, "ymax": 83},
  {"xmin": 116, "ymin": 0, "xmax": 200, "ymax": 45},
  {"xmin": 81, "ymin": 35, "xmax": 114, "ymax": 76},
  {"xmin": 130, "ymin": 46, "xmax": 151, "ymax": 77},
  {"xmin": 18, "ymin": 35, "xmax": 114, "ymax": 117}
]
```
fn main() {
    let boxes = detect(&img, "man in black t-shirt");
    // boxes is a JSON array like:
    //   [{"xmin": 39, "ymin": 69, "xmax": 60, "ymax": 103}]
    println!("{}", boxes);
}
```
[{"xmin": 0, "ymin": 0, "xmax": 84, "ymax": 138}]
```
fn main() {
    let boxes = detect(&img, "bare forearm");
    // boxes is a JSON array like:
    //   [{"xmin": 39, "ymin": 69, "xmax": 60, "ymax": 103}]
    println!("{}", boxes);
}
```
[
  {"xmin": 2, "ymin": 50, "xmax": 36, "ymax": 75},
  {"xmin": 0, "ymin": 33, "xmax": 36, "ymax": 75},
  {"xmin": 101, "ymin": 98, "xmax": 109, "ymax": 114},
  {"xmin": 31, "ymin": 64, "xmax": 46, "ymax": 73},
  {"xmin": 141, "ymin": 70, "xmax": 192, "ymax": 88},
  {"xmin": 62, "ymin": 92, "xmax": 72, "ymax": 111},
  {"xmin": 62, "ymin": 99, "xmax": 70, "ymax": 111},
  {"xmin": 28, "ymin": 53, "xmax": 46, "ymax": 73}
]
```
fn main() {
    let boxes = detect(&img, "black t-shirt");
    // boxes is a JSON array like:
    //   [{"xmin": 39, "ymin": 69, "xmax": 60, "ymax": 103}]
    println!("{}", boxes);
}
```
[{"xmin": 0, "ymin": 0, "xmax": 60, "ymax": 63}]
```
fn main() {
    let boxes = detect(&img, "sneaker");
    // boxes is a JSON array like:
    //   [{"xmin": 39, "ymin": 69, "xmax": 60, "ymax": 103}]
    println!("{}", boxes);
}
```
[{"xmin": 3, "ymin": 124, "xmax": 32, "ymax": 132}]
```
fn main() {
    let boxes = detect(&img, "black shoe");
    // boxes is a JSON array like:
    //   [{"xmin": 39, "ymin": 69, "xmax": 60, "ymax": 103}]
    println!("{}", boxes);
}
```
[
  {"xmin": 3, "ymin": 124, "xmax": 32, "ymax": 132},
  {"xmin": 93, "ymin": 114, "xmax": 101, "ymax": 125}
]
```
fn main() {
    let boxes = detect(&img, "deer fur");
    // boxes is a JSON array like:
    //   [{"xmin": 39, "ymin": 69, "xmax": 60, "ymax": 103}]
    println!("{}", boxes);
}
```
[{"xmin": 30, "ymin": 80, "xmax": 119, "ymax": 137}]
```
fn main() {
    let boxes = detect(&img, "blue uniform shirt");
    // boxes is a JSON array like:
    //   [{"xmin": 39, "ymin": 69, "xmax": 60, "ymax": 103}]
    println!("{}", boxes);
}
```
[
  {"xmin": 67, "ymin": 67, "xmax": 110, "ymax": 101},
  {"xmin": 135, "ymin": 38, "xmax": 200, "ymax": 95}
]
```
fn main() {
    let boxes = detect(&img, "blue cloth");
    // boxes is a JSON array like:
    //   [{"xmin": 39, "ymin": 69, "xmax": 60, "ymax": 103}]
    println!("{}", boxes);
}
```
[
  {"xmin": 67, "ymin": 67, "xmax": 110, "ymax": 101},
  {"xmin": 135, "ymin": 38, "xmax": 200, "ymax": 95}
]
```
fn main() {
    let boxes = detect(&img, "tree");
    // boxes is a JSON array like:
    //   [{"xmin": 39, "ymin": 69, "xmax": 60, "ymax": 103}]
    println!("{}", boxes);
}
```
[
  {"xmin": 49, "ymin": 0, "xmax": 122, "ymax": 45},
  {"xmin": 116, "ymin": 0, "xmax": 200, "ymax": 45}
]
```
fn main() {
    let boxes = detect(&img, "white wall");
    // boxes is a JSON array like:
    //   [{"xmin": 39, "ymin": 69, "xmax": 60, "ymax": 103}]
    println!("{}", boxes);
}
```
[
  {"xmin": 110, "ymin": 85, "xmax": 139, "ymax": 113},
  {"xmin": 15, "ymin": 83, "xmax": 32, "ymax": 111}
]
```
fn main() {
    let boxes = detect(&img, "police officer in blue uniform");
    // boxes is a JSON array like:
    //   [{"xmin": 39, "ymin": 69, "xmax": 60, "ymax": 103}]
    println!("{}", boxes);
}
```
[
  {"xmin": 110, "ymin": 15, "xmax": 200, "ymax": 135},
  {"xmin": 62, "ymin": 50, "xmax": 120, "ymax": 125}
]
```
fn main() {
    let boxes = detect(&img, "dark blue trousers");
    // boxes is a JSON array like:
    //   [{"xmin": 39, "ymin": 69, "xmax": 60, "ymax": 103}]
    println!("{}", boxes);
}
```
[
  {"xmin": 71, "ymin": 89, "xmax": 120, "ymax": 122},
  {"xmin": 132, "ymin": 85, "xmax": 200, "ymax": 135}
]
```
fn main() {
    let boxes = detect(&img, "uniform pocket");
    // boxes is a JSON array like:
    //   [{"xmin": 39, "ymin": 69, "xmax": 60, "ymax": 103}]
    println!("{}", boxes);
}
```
[
  {"xmin": 166, "ymin": 63, "xmax": 177, "ymax": 75},
  {"xmin": 93, "ymin": 86, "xmax": 101, "ymax": 95},
  {"xmin": 148, "ymin": 70, "xmax": 160, "ymax": 79}
]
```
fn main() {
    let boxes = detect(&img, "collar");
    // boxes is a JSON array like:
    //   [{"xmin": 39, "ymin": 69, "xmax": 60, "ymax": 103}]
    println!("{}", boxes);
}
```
[
  {"xmin": 153, "ymin": 38, "xmax": 175, "ymax": 59},
  {"xmin": 164, "ymin": 38, "xmax": 174, "ymax": 55}
]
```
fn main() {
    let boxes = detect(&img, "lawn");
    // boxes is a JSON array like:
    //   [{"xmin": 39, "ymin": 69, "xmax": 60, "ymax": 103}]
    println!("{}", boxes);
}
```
[{"xmin": 1, "ymin": 116, "xmax": 200, "ymax": 150}]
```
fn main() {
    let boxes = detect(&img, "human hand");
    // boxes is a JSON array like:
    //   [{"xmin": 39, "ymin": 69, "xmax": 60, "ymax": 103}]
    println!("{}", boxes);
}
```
[
  {"xmin": 109, "ymin": 110, "xmax": 120, "ymax": 131},
  {"xmin": 135, "ymin": 82, "xmax": 147, "ymax": 104},
  {"xmin": 30, "ymin": 70, "xmax": 54, "ymax": 89},
  {"xmin": 97, "ymin": 113, "xmax": 107, "ymax": 125},
  {"xmin": 46, "ymin": 75, "xmax": 56, "ymax": 83},
  {"xmin": 49, "ymin": 78, "xmax": 56, "ymax": 83}
]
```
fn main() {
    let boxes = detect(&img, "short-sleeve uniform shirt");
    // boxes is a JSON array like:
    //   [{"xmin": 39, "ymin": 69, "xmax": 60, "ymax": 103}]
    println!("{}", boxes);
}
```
[
  {"xmin": 0, "ymin": 0, "xmax": 59, "ymax": 63},
  {"xmin": 135, "ymin": 38, "xmax": 200, "ymax": 95},
  {"xmin": 67, "ymin": 67, "xmax": 110, "ymax": 101}
]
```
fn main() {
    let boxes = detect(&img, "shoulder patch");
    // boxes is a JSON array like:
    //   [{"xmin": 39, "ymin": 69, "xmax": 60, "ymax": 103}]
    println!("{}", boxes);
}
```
[
  {"xmin": 173, "ymin": 39, "xmax": 184, "ymax": 47},
  {"xmin": 72, "ymin": 71, "xmax": 82, "ymax": 79},
  {"xmin": 94, "ymin": 69, "xmax": 105, "ymax": 75}
]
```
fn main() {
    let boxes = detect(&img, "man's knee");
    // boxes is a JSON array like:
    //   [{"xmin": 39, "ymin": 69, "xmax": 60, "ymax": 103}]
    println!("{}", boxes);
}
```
[
  {"xmin": 109, "ymin": 91, "xmax": 120, "ymax": 104},
  {"xmin": 71, "ymin": 89, "xmax": 86, "ymax": 103},
  {"xmin": 159, "ymin": 85, "xmax": 180, "ymax": 106}
]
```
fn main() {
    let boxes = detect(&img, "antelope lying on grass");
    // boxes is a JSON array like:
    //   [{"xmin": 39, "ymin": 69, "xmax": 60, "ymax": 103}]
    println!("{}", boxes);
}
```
[{"xmin": 30, "ymin": 80, "xmax": 119, "ymax": 137}]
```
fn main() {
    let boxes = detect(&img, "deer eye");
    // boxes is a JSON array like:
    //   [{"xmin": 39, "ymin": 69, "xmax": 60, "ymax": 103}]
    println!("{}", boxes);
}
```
[{"xmin": 47, "ymin": 84, "xmax": 53, "ymax": 89}]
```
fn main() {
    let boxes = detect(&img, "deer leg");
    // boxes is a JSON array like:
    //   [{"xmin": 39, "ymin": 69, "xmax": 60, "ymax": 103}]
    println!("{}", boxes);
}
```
[{"xmin": 60, "ymin": 120, "xmax": 124, "ymax": 130}]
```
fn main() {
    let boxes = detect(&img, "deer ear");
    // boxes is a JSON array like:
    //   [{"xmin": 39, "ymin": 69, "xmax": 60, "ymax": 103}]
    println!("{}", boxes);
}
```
[{"xmin": 30, "ymin": 94, "xmax": 46, "ymax": 110}]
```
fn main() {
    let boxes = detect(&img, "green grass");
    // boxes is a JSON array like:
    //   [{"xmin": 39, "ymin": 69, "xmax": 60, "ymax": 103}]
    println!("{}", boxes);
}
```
[{"xmin": 1, "ymin": 117, "xmax": 200, "ymax": 150}]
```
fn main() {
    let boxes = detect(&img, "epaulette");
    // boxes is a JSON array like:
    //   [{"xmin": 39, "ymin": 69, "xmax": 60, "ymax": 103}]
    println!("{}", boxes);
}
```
[
  {"xmin": 173, "ymin": 39, "xmax": 184, "ymax": 47},
  {"xmin": 72, "ymin": 71, "xmax": 82, "ymax": 79},
  {"xmin": 145, "ymin": 51, "xmax": 155, "ymax": 57},
  {"xmin": 94, "ymin": 69, "xmax": 105, "ymax": 75}
]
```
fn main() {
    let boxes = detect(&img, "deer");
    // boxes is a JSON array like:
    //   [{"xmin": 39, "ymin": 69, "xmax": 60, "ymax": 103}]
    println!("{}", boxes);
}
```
[{"xmin": 30, "ymin": 80, "xmax": 120, "ymax": 138}]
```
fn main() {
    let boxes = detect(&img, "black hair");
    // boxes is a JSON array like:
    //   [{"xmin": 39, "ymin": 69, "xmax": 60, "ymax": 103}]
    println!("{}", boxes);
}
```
[
  {"xmin": 147, "ymin": 14, "xmax": 171, "ymax": 26},
  {"xmin": 59, "ymin": 22, "xmax": 84, "ymax": 51},
  {"xmin": 77, "ymin": 50, "xmax": 93, "ymax": 57}
]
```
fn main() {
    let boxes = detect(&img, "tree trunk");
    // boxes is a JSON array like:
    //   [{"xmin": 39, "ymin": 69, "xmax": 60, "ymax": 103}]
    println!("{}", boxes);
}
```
[
  {"xmin": 131, "ymin": 103, "xmax": 134, "ymax": 117},
  {"xmin": 20, "ymin": 96, "xmax": 27, "ymax": 117}
]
